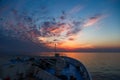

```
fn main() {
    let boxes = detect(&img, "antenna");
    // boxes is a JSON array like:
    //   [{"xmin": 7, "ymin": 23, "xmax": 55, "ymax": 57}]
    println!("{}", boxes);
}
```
[
  {"xmin": 54, "ymin": 34, "xmax": 59, "ymax": 56},
  {"xmin": 54, "ymin": 42, "xmax": 60, "ymax": 57},
  {"xmin": 55, "ymin": 43, "xmax": 56, "ymax": 53},
  {"xmin": 54, "ymin": 34, "xmax": 57, "ymax": 54}
]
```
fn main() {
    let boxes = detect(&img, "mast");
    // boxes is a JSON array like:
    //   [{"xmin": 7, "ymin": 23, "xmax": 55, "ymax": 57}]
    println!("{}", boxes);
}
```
[
  {"xmin": 54, "ymin": 34, "xmax": 59, "ymax": 56},
  {"xmin": 54, "ymin": 34, "xmax": 57, "ymax": 54},
  {"xmin": 55, "ymin": 43, "xmax": 56, "ymax": 53}
]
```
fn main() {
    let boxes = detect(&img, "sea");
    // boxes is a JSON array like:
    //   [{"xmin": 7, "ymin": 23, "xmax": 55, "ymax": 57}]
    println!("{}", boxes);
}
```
[
  {"xmin": 37, "ymin": 52, "xmax": 120, "ymax": 80},
  {"xmin": 0, "ymin": 52, "xmax": 120, "ymax": 80}
]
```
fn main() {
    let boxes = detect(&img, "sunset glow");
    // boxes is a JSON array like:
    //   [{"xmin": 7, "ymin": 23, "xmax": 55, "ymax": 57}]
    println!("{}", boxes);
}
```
[{"xmin": 0, "ymin": 0, "xmax": 120, "ymax": 52}]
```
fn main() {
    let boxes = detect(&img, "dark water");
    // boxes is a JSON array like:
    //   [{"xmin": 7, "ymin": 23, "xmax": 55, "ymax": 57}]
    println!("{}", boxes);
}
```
[
  {"xmin": 0, "ymin": 52, "xmax": 120, "ymax": 80},
  {"xmin": 37, "ymin": 52, "xmax": 120, "ymax": 80}
]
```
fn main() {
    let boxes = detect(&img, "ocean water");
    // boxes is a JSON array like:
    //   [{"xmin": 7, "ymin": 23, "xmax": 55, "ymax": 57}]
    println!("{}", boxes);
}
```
[
  {"xmin": 0, "ymin": 52, "xmax": 120, "ymax": 80},
  {"xmin": 37, "ymin": 52, "xmax": 120, "ymax": 80}
]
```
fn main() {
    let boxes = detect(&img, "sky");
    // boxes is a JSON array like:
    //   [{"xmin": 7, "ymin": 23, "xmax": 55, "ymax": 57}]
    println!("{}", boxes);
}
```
[{"xmin": 0, "ymin": 0, "xmax": 120, "ymax": 53}]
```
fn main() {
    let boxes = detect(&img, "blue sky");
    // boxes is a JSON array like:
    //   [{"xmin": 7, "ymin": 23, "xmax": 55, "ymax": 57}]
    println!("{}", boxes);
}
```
[{"xmin": 0, "ymin": 0, "xmax": 120, "ymax": 53}]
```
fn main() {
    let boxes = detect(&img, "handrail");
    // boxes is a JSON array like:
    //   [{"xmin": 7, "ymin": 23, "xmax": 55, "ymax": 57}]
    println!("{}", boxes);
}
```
[{"xmin": 62, "ymin": 56, "xmax": 92, "ymax": 80}]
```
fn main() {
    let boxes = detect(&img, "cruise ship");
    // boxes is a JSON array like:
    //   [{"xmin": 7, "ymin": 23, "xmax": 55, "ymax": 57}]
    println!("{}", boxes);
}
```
[{"xmin": 0, "ymin": 53, "xmax": 92, "ymax": 80}]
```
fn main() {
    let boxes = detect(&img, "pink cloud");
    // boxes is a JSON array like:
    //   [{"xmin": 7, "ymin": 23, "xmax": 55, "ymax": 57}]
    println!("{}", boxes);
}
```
[{"xmin": 83, "ymin": 14, "xmax": 105, "ymax": 27}]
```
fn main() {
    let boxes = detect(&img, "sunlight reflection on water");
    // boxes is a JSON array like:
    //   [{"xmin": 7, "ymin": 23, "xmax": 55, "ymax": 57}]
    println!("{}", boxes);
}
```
[{"xmin": 37, "ymin": 52, "xmax": 120, "ymax": 80}]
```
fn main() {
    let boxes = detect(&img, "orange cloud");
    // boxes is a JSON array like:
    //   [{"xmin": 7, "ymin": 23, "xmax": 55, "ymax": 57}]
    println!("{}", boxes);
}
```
[
  {"xmin": 37, "ymin": 37, "xmax": 47, "ymax": 42},
  {"xmin": 50, "ymin": 40, "xmax": 94, "ymax": 50},
  {"xmin": 50, "ymin": 23, "xmax": 70, "ymax": 34}
]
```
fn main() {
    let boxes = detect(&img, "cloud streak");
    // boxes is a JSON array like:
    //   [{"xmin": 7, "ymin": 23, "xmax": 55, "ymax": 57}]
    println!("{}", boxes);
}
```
[
  {"xmin": 83, "ymin": 14, "xmax": 104, "ymax": 27},
  {"xmin": 69, "ymin": 5, "xmax": 83, "ymax": 14}
]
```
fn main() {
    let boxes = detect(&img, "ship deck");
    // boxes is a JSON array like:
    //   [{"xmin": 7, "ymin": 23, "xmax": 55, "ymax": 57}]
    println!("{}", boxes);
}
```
[{"xmin": 0, "ymin": 55, "xmax": 92, "ymax": 80}]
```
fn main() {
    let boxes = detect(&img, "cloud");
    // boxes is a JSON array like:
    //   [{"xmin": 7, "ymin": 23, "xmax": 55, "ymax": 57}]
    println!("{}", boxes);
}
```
[
  {"xmin": 0, "ymin": 33, "xmax": 49, "ymax": 54},
  {"xmin": 39, "ymin": 21, "xmax": 82, "ymax": 43},
  {"xmin": 0, "ymin": 3, "xmax": 106, "ymax": 50},
  {"xmin": 68, "ymin": 37, "xmax": 75, "ymax": 41},
  {"xmin": 0, "ymin": 9, "xmax": 105, "ymax": 50},
  {"xmin": 1, "ymin": 9, "xmax": 80, "ymax": 45},
  {"xmin": 69, "ymin": 5, "xmax": 83, "ymax": 14},
  {"xmin": 83, "ymin": 14, "xmax": 104, "ymax": 27},
  {"xmin": 54, "ymin": 40, "xmax": 94, "ymax": 50}
]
